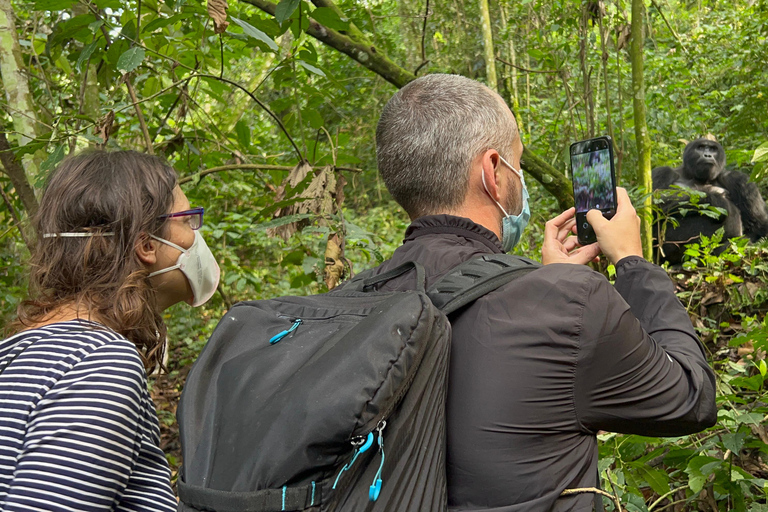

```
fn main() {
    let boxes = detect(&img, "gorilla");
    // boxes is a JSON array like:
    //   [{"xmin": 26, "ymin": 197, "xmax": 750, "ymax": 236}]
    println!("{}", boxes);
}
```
[{"xmin": 652, "ymin": 139, "xmax": 768, "ymax": 265}]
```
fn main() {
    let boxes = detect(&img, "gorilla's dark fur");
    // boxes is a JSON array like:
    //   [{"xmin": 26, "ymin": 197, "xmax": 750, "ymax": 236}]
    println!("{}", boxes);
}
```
[{"xmin": 652, "ymin": 139, "xmax": 768, "ymax": 264}]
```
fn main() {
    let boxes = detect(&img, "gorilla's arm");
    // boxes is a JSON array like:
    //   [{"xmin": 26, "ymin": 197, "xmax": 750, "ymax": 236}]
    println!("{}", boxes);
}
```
[
  {"xmin": 716, "ymin": 170, "xmax": 768, "ymax": 241},
  {"xmin": 652, "ymin": 166, "xmax": 681, "ymax": 190}
]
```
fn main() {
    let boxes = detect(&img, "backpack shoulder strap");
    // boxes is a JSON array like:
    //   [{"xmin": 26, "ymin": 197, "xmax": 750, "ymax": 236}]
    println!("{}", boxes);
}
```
[{"xmin": 427, "ymin": 254, "xmax": 541, "ymax": 315}]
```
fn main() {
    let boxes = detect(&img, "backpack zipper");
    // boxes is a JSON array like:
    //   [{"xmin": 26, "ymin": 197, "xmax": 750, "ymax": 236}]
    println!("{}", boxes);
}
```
[{"xmin": 329, "ymin": 295, "xmax": 439, "ymax": 506}]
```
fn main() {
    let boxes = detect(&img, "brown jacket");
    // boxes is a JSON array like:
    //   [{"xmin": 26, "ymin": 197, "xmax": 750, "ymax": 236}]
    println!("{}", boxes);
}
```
[{"xmin": 370, "ymin": 215, "xmax": 717, "ymax": 511}]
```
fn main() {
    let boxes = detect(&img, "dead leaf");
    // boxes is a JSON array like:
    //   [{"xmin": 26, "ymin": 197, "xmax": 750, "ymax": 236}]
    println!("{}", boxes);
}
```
[
  {"xmin": 207, "ymin": 0, "xmax": 229, "ymax": 34},
  {"xmin": 324, "ymin": 233, "xmax": 345, "ymax": 290},
  {"xmin": 269, "ymin": 164, "xmax": 339, "ymax": 240},
  {"xmin": 703, "ymin": 133, "xmax": 718, "ymax": 141},
  {"xmin": 93, "ymin": 110, "xmax": 115, "ymax": 147},
  {"xmin": 701, "ymin": 290, "xmax": 725, "ymax": 306},
  {"xmin": 737, "ymin": 342, "xmax": 754, "ymax": 357}
]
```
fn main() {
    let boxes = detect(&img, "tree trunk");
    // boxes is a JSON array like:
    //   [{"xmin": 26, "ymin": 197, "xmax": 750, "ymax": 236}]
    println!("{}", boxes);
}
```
[
  {"xmin": 0, "ymin": 132, "xmax": 39, "ymax": 216},
  {"xmin": 0, "ymin": 0, "xmax": 40, "ymax": 187},
  {"xmin": 240, "ymin": 0, "xmax": 573, "ymax": 209},
  {"xmin": 630, "ymin": 0, "xmax": 653, "ymax": 260},
  {"xmin": 478, "ymin": 0, "xmax": 497, "ymax": 91}
]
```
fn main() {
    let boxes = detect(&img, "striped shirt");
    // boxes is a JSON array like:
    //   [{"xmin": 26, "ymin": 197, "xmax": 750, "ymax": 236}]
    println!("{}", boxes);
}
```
[{"xmin": 0, "ymin": 320, "xmax": 177, "ymax": 511}]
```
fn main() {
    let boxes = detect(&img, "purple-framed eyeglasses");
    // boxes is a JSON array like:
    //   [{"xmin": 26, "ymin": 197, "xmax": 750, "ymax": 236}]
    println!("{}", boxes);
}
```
[{"xmin": 159, "ymin": 207, "xmax": 204, "ymax": 230}]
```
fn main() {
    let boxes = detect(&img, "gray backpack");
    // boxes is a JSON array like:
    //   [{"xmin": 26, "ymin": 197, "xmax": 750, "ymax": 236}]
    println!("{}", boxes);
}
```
[{"xmin": 177, "ymin": 254, "xmax": 540, "ymax": 512}]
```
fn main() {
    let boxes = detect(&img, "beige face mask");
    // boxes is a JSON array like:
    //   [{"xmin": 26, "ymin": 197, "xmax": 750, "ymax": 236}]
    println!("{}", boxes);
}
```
[{"xmin": 148, "ymin": 231, "xmax": 221, "ymax": 307}]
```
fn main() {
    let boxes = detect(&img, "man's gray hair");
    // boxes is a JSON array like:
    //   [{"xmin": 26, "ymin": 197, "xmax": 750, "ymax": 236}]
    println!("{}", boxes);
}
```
[{"xmin": 376, "ymin": 74, "xmax": 518, "ymax": 219}]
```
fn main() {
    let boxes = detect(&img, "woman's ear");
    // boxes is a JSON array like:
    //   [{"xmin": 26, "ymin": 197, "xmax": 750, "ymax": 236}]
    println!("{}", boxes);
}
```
[{"xmin": 135, "ymin": 234, "xmax": 158, "ymax": 266}]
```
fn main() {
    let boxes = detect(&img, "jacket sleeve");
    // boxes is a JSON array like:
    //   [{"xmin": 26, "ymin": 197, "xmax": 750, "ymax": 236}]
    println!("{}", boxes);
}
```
[{"xmin": 573, "ymin": 256, "xmax": 717, "ymax": 436}]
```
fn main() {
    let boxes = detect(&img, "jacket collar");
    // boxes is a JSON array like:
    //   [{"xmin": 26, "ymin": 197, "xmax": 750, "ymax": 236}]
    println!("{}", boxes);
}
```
[{"xmin": 403, "ymin": 215, "xmax": 504, "ymax": 254}]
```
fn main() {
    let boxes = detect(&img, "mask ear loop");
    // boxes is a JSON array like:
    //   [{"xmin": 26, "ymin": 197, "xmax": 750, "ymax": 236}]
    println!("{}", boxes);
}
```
[
  {"xmin": 147, "ymin": 233, "xmax": 195, "ymax": 277},
  {"xmin": 481, "ymin": 160, "xmax": 512, "ymax": 217}
]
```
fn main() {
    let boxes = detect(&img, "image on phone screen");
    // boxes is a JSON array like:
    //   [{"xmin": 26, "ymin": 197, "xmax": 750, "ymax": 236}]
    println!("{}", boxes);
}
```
[{"xmin": 572, "ymin": 149, "xmax": 615, "ymax": 213}]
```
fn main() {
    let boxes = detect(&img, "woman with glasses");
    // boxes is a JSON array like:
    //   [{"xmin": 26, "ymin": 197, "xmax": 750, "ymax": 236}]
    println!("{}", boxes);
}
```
[{"xmin": 0, "ymin": 151, "xmax": 219, "ymax": 511}]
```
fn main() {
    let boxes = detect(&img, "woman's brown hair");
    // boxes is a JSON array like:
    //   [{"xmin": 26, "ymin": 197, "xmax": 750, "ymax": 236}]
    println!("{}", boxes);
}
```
[{"xmin": 12, "ymin": 150, "xmax": 178, "ymax": 370}]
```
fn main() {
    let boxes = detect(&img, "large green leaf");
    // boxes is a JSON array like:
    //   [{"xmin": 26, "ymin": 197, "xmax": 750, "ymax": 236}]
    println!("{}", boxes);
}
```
[
  {"xmin": 75, "ymin": 39, "xmax": 102, "ymax": 72},
  {"xmin": 308, "ymin": 7, "xmax": 349, "ymax": 31},
  {"xmin": 275, "ymin": 0, "xmax": 301, "ymax": 25},
  {"xmin": 230, "ymin": 17, "xmax": 279, "ymax": 52},
  {"xmin": 116, "ymin": 47, "xmax": 145, "ymax": 73}
]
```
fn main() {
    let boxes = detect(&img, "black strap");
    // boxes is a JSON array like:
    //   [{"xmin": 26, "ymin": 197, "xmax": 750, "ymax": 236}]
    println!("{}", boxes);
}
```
[
  {"xmin": 345, "ymin": 260, "xmax": 426, "ymax": 293},
  {"xmin": 178, "ymin": 477, "xmax": 320, "ymax": 512},
  {"xmin": 427, "ymin": 254, "xmax": 541, "ymax": 315}
]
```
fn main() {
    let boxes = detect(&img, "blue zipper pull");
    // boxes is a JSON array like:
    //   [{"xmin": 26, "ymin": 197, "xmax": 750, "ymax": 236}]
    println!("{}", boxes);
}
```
[
  {"xmin": 369, "ymin": 420, "xmax": 387, "ymax": 502},
  {"xmin": 332, "ymin": 432, "xmax": 374, "ymax": 489},
  {"xmin": 269, "ymin": 319, "xmax": 302, "ymax": 345}
]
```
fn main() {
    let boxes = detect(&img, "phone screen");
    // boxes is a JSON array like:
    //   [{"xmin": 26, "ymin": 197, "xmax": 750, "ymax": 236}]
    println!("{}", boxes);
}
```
[{"xmin": 570, "ymin": 137, "xmax": 616, "ymax": 244}]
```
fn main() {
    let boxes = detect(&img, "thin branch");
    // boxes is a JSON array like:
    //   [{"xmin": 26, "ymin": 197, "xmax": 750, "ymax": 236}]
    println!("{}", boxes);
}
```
[
  {"xmin": 196, "ymin": 74, "xmax": 303, "ymax": 161},
  {"xmin": 178, "ymin": 163, "xmax": 361, "ymax": 185},
  {"xmin": 560, "ymin": 487, "xmax": 618, "ymax": 502},
  {"xmin": 124, "ymin": 75, "xmax": 154, "ymax": 154},
  {"xmin": 414, "ymin": 0, "xmax": 430, "ymax": 75},
  {"xmin": 495, "ymin": 56, "xmax": 559, "ymax": 74},
  {"xmin": 0, "ymin": 185, "xmax": 31, "ymax": 250},
  {"xmin": 649, "ymin": 0, "xmax": 689, "ymax": 54}
]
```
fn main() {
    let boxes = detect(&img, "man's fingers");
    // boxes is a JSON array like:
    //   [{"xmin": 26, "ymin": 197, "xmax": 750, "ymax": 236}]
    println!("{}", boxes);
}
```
[
  {"xmin": 545, "ymin": 208, "xmax": 576, "ymax": 241},
  {"xmin": 562, "ymin": 236, "xmax": 580, "ymax": 253},
  {"xmin": 586, "ymin": 209, "xmax": 608, "ymax": 230}
]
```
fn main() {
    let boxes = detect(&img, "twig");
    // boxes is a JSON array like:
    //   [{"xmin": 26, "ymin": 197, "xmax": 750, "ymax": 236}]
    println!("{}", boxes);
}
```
[
  {"xmin": 178, "ymin": 163, "xmax": 361, "ymax": 185},
  {"xmin": 125, "ymin": 76, "xmax": 154, "ymax": 154},
  {"xmin": 496, "ymin": 56, "xmax": 559, "ymax": 74},
  {"xmin": 196, "ymin": 74, "xmax": 303, "ymax": 161},
  {"xmin": 414, "ymin": 0, "xmax": 430, "ymax": 75},
  {"xmin": 560, "ymin": 487, "xmax": 620, "ymax": 510},
  {"xmin": 648, "ymin": 487, "xmax": 680, "ymax": 511},
  {"xmin": 0, "ymin": 185, "xmax": 31, "ymax": 250},
  {"xmin": 649, "ymin": 0, "xmax": 689, "ymax": 54},
  {"xmin": 217, "ymin": 283, "xmax": 233, "ymax": 310}
]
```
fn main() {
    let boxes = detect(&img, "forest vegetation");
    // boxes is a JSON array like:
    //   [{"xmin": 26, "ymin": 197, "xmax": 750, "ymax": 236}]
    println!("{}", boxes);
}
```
[{"xmin": 1, "ymin": 0, "xmax": 768, "ymax": 509}]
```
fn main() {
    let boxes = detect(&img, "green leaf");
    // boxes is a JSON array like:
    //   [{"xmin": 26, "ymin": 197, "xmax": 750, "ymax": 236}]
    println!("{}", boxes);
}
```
[
  {"xmin": 760, "ymin": 359, "xmax": 767, "ymax": 378},
  {"xmin": 116, "ymin": 47, "xmax": 145, "ymax": 73},
  {"xmin": 32, "ymin": 0, "xmax": 74, "ymax": 10},
  {"xmin": 721, "ymin": 432, "xmax": 747, "ymax": 454},
  {"xmin": 275, "ymin": 0, "xmax": 301, "ymax": 24},
  {"xmin": 633, "ymin": 464, "xmax": 670, "ymax": 496},
  {"xmin": 297, "ymin": 60, "xmax": 326, "ymax": 77},
  {"xmin": 40, "ymin": 145, "xmax": 67, "ymax": 173},
  {"xmin": 309, "ymin": 7, "xmax": 349, "ymax": 30},
  {"xmin": 230, "ymin": 17, "xmax": 279, "ymax": 52},
  {"xmin": 751, "ymin": 142, "xmax": 768, "ymax": 163},
  {"xmin": 142, "ymin": 13, "xmax": 191, "ymax": 33},
  {"xmin": 234, "ymin": 120, "xmax": 251, "ymax": 149},
  {"xmin": 75, "ymin": 39, "xmax": 101, "ymax": 72}
]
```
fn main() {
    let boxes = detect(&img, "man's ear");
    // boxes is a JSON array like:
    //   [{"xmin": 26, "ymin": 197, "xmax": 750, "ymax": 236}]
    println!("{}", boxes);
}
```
[
  {"xmin": 135, "ymin": 234, "xmax": 158, "ymax": 266},
  {"xmin": 480, "ymin": 149, "xmax": 503, "ymax": 202}
]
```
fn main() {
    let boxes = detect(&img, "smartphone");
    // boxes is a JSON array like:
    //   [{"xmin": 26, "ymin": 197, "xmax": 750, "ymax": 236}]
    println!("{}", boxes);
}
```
[{"xmin": 569, "ymin": 136, "xmax": 617, "ymax": 245}]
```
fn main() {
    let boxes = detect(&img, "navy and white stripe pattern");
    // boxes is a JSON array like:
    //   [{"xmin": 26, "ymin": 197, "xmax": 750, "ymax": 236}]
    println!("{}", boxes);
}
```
[{"xmin": 0, "ymin": 321, "xmax": 177, "ymax": 511}]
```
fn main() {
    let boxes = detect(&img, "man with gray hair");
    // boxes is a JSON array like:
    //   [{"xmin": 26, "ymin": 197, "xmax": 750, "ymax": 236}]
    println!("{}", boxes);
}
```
[{"xmin": 369, "ymin": 74, "xmax": 716, "ymax": 511}]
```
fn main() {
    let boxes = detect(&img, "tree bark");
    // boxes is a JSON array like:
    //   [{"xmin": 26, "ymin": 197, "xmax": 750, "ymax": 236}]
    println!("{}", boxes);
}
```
[
  {"xmin": 478, "ymin": 0, "xmax": 497, "ymax": 91},
  {"xmin": 0, "ymin": 132, "xmax": 39, "ymax": 216},
  {"xmin": 0, "ymin": 0, "xmax": 41, "ymax": 187},
  {"xmin": 239, "ymin": 0, "xmax": 573, "ymax": 209},
  {"xmin": 630, "ymin": 0, "xmax": 653, "ymax": 260}
]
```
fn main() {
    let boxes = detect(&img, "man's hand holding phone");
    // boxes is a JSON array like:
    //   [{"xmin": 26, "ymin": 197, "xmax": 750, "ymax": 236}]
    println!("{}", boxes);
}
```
[
  {"xmin": 541, "ymin": 208, "xmax": 601, "ymax": 265},
  {"xmin": 586, "ymin": 187, "xmax": 643, "ymax": 265}
]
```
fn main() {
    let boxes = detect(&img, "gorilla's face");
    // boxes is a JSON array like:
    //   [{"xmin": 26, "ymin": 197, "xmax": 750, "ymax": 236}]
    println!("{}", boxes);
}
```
[{"xmin": 683, "ymin": 139, "xmax": 726, "ymax": 183}]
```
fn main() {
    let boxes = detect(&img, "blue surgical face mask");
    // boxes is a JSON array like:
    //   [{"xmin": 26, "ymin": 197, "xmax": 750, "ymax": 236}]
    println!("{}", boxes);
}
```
[{"xmin": 481, "ymin": 155, "xmax": 530, "ymax": 252}]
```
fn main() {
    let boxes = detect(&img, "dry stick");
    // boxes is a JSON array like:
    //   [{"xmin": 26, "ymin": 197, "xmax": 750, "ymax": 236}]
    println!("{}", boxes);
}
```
[
  {"xmin": 495, "ymin": 56, "xmax": 559, "ymax": 74},
  {"xmin": 178, "ymin": 164, "xmax": 361, "ymax": 185},
  {"xmin": 125, "ymin": 77, "xmax": 154, "ymax": 154},
  {"xmin": 414, "ymin": 0, "xmax": 430, "ymax": 75},
  {"xmin": 0, "ymin": 186, "xmax": 31, "ymax": 250},
  {"xmin": 560, "ymin": 487, "xmax": 620, "ymax": 506}
]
